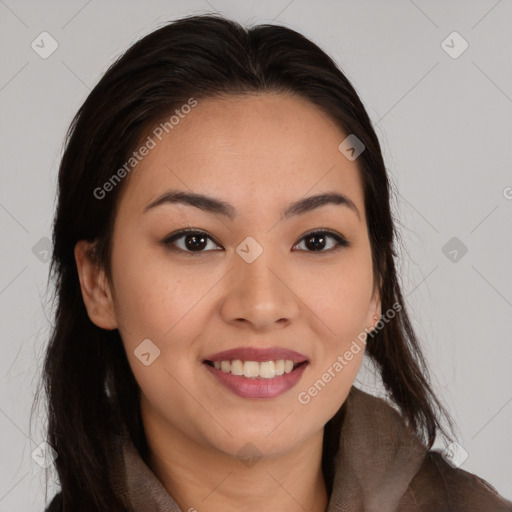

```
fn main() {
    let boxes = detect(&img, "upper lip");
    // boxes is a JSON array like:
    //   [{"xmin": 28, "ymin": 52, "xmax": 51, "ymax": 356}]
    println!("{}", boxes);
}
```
[{"xmin": 203, "ymin": 347, "xmax": 309, "ymax": 363}]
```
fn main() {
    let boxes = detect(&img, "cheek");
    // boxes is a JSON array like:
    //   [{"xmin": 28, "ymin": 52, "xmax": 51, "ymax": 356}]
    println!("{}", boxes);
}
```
[
  {"xmin": 110, "ymin": 240, "xmax": 210, "ymax": 340},
  {"xmin": 303, "ymin": 253, "xmax": 374, "ymax": 339}
]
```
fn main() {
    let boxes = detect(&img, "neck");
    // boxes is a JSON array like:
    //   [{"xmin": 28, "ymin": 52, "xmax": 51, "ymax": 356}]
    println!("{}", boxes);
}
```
[{"xmin": 143, "ymin": 409, "xmax": 329, "ymax": 512}]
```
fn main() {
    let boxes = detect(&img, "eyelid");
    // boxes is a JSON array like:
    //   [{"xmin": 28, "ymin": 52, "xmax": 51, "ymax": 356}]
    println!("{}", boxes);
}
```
[
  {"xmin": 162, "ymin": 227, "xmax": 351, "ymax": 254},
  {"xmin": 162, "ymin": 228, "xmax": 222, "ymax": 255},
  {"xmin": 293, "ymin": 228, "xmax": 351, "ymax": 252},
  {"xmin": 299, "ymin": 228, "xmax": 350, "ymax": 244}
]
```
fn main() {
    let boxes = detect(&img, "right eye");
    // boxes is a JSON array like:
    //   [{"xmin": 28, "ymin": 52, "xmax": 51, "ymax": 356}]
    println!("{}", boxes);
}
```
[{"xmin": 162, "ymin": 228, "xmax": 223, "ymax": 255}]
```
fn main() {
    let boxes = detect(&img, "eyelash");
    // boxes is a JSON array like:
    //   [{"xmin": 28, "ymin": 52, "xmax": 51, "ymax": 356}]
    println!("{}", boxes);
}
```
[{"xmin": 162, "ymin": 228, "xmax": 351, "ymax": 256}]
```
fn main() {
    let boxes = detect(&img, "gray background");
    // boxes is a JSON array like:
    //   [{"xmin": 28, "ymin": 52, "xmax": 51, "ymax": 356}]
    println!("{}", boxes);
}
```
[{"xmin": 1, "ymin": 0, "xmax": 511, "ymax": 509}]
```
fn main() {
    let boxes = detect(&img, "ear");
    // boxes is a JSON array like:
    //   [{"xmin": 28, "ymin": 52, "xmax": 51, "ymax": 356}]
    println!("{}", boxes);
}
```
[
  {"xmin": 74, "ymin": 240, "xmax": 118, "ymax": 330},
  {"xmin": 366, "ymin": 278, "xmax": 382, "ymax": 333}
]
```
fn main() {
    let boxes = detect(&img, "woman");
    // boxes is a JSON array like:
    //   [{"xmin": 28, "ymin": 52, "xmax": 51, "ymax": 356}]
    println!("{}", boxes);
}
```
[{"xmin": 36, "ymin": 14, "xmax": 512, "ymax": 511}]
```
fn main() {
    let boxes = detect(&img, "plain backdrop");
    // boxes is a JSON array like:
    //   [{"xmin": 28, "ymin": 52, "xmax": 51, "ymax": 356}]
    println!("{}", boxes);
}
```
[{"xmin": 0, "ymin": 1, "xmax": 511, "ymax": 510}]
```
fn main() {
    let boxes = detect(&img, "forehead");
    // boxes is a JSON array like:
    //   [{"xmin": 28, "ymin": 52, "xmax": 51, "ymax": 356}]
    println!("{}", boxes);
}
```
[{"xmin": 117, "ymin": 92, "xmax": 366, "ymax": 223}]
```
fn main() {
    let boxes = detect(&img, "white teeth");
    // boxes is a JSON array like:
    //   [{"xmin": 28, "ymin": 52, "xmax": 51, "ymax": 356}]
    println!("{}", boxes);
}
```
[
  {"xmin": 243, "ymin": 361, "xmax": 260, "ymax": 378},
  {"xmin": 231, "ymin": 359, "xmax": 244, "ymax": 376},
  {"xmin": 259, "ymin": 361, "xmax": 275, "ymax": 379},
  {"xmin": 209, "ymin": 359, "xmax": 301, "ymax": 379}
]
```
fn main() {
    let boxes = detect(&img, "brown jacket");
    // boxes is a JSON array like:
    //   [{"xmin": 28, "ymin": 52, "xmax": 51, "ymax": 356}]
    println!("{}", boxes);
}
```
[{"xmin": 46, "ymin": 387, "xmax": 512, "ymax": 511}]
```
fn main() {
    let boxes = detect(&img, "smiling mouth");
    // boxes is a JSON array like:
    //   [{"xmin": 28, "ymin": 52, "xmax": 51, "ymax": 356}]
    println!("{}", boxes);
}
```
[{"xmin": 204, "ymin": 359, "xmax": 308, "ymax": 379}]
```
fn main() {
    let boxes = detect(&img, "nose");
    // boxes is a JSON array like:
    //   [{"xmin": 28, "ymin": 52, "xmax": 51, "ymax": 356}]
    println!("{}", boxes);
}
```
[{"xmin": 219, "ymin": 247, "xmax": 300, "ymax": 331}]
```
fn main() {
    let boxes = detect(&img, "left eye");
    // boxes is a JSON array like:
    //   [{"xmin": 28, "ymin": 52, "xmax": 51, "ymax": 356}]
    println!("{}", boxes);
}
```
[
  {"xmin": 293, "ymin": 230, "xmax": 350, "ymax": 252},
  {"xmin": 162, "ymin": 228, "xmax": 350, "ymax": 255}
]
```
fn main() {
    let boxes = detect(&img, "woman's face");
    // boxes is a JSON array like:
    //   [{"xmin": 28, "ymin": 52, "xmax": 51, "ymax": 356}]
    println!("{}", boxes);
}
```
[{"xmin": 83, "ymin": 92, "xmax": 380, "ymax": 459}]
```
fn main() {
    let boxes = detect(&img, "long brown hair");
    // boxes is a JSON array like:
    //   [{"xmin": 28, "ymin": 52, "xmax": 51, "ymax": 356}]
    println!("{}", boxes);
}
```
[{"xmin": 33, "ymin": 13, "xmax": 453, "ymax": 511}]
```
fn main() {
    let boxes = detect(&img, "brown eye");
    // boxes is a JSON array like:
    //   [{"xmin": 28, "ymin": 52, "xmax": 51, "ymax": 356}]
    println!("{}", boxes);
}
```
[
  {"xmin": 163, "ymin": 228, "xmax": 350, "ymax": 256},
  {"xmin": 293, "ymin": 230, "xmax": 350, "ymax": 253},
  {"xmin": 163, "ymin": 229, "xmax": 222, "ymax": 254}
]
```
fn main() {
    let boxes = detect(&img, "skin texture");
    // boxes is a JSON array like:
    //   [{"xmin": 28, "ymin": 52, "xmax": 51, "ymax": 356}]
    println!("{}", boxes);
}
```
[{"xmin": 75, "ymin": 92, "xmax": 381, "ymax": 512}]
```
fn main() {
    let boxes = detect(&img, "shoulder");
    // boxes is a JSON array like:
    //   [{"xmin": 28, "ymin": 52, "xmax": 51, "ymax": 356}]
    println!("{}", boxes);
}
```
[
  {"xmin": 345, "ymin": 388, "xmax": 512, "ymax": 511},
  {"xmin": 44, "ymin": 492, "xmax": 62, "ymax": 512},
  {"xmin": 401, "ymin": 450, "xmax": 512, "ymax": 511}
]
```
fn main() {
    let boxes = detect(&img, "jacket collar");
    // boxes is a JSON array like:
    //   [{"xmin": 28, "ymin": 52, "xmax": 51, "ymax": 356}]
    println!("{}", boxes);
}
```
[{"xmin": 112, "ymin": 386, "xmax": 428, "ymax": 511}]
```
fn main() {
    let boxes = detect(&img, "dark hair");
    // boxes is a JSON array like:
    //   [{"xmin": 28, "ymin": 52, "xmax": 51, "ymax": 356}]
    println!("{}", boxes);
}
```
[{"xmin": 33, "ymin": 13, "xmax": 454, "ymax": 511}]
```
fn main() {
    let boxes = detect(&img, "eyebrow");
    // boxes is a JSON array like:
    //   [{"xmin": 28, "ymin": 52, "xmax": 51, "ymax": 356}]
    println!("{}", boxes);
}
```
[{"xmin": 143, "ymin": 189, "xmax": 361, "ymax": 220}]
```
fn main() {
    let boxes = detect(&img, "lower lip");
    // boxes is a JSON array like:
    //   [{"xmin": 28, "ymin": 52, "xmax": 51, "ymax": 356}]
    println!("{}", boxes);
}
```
[{"xmin": 203, "ymin": 362, "xmax": 308, "ymax": 399}]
